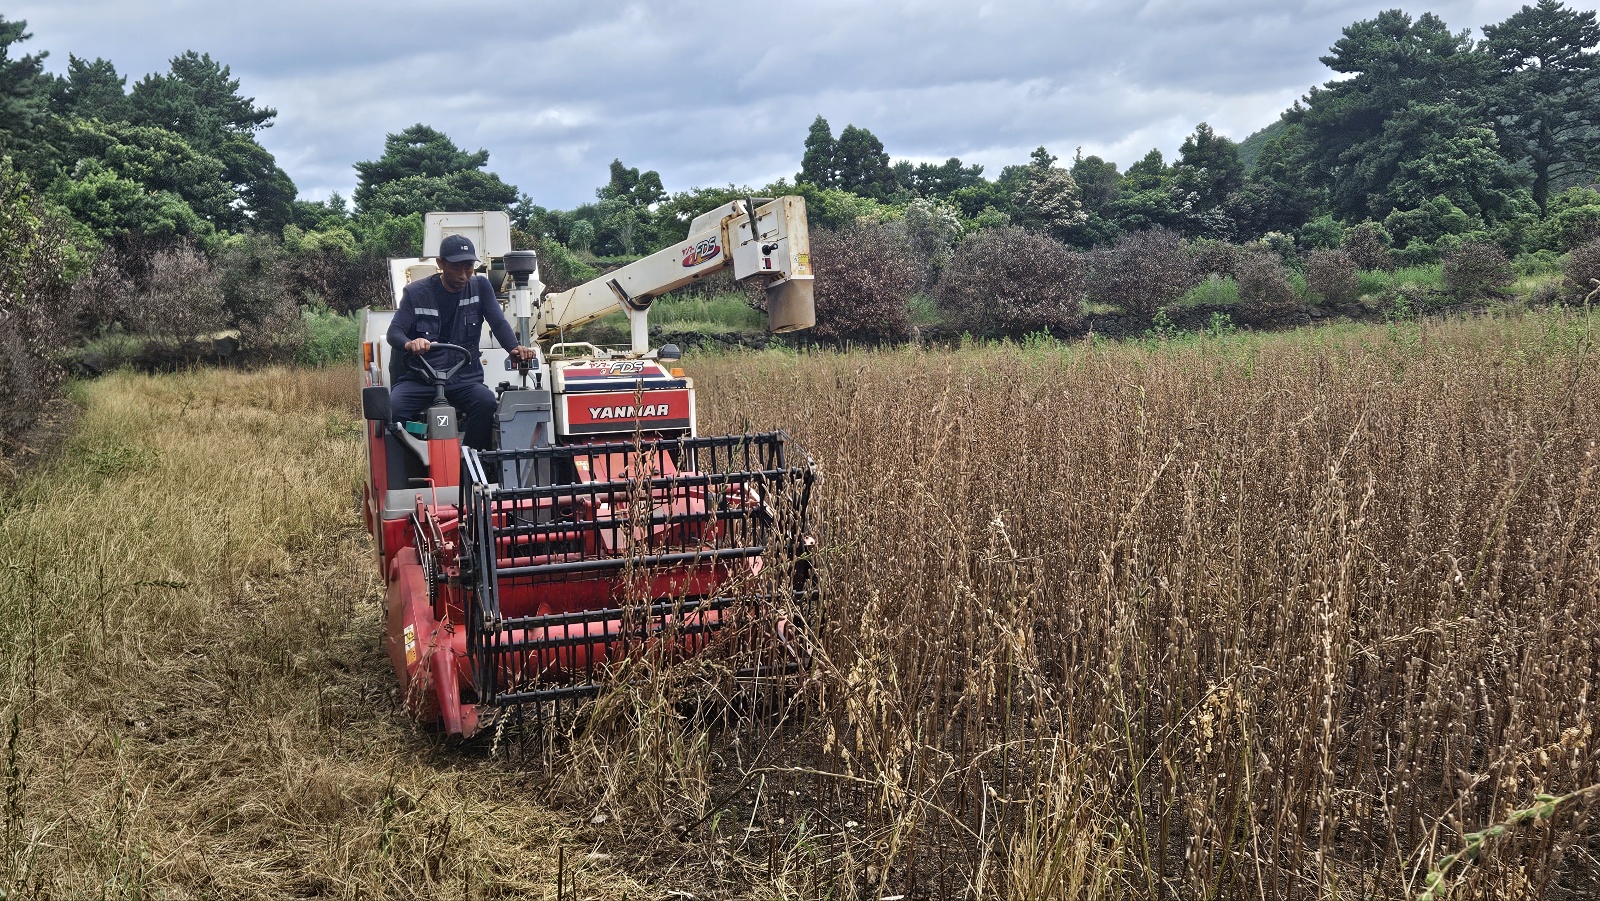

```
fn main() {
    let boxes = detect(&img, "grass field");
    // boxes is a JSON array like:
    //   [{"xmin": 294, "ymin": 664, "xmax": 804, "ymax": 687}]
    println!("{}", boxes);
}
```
[{"xmin": 2, "ymin": 311, "xmax": 1598, "ymax": 899}]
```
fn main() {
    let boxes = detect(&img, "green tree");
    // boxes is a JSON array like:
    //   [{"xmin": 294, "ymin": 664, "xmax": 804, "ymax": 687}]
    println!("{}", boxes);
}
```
[
  {"xmin": 1069, "ymin": 150, "xmax": 1121, "ymax": 214},
  {"xmin": 1381, "ymin": 105, "xmax": 1521, "ymax": 222},
  {"xmin": 894, "ymin": 157, "xmax": 986, "ymax": 200},
  {"xmin": 597, "ymin": 158, "xmax": 665, "ymax": 209},
  {"xmin": 51, "ymin": 163, "xmax": 212, "ymax": 242},
  {"xmin": 592, "ymin": 158, "xmax": 663, "ymax": 253},
  {"xmin": 566, "ymin": 218, "xmax": 595, "ymax": 255},
  {"xmin": 1293, "ymin": 9, "xmax": 1493, "ymax": 220},
  {"xmin": 509, "ymin": 192, "xmax": 560, "ymax": 239},
  {"xmin": 47, "ymin": 119, "xmax": 233, "ymax": 239},
  {"xmin": 1011, "ymin": 147, "xmax": 1087, "ymax": 242},
  {"xmin": 127, "ymin": 51, "xmax": 294, "ymax": 231},
  {"xmin": 50, "ymin": 55, "xmax": 129, "ymax": 121},
  {"xmin": 128, "ymin": 51, "xmax": 274, "ymax": 148},
  {"xmin": 834, "ymin": 124, "xmax": 898, "ymax": 201},
  {"xmin": 358, "ymin": 170, "xmax": 520, "ymax": 219},
  {"xmin": 1233, "ymin": 123, "xmax": 1324, "ymax": 238},
  {"xmin": 1535, "ymin": 185, "xmax": 1600, "ymax": 249},
  {"xmin": 1173, "ymin": 122, "xmax": 1244, "ymax": 211},
  {"xmin": 946, "ymin": 180, "xmax": 1012, "ymax": 221},
  {"xmin": 291, "ymin": 192, "xmax": 351, "ymax": 231},
  {"xmin": 798, "ymin": 115, "xmax": 837, "ymax": 188},
  {"xmin": 1107, "ymin": 149, "xmax": 1183, "ymax": 232},
  {"xmin": 1482, "ymin": 0, "xmax": 1600, "ymax": 211},
  {"xmin": 353, "ymin": 124, "xmax": 517, "ymax": 216},
  {"xmin": 0, "ymin": 16, "xmax": 50, "ymax": 158}
]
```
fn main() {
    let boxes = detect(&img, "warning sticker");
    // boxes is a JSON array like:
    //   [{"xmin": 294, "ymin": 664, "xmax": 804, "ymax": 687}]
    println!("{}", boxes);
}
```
[{"xmin": 403, "ymin": 624, "xmax": 418, "ymax": 665}]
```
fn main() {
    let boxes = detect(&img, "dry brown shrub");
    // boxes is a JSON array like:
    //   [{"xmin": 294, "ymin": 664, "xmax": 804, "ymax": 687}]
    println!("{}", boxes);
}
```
[
  {"xmin": 1442, "ymin": 241, "xmax": 1515, "ymax": 300},
  {"xmin": 807, "ymin": 223, "xmax": 917, "ymax": 344},
  {"xmin": 1343, "ymin": 221, "xmax": 1396, "ymax": 271},
  {"xmin": 1232, "ymin": 249, "xmax": 1303, "ymax": 323},
  {"xmin": 1191, "ymin": 238, "xmax": 1243, "ymax": 278},
  {"xmin": 1563, "ymin": 237, "xmax": 1600, "ymax": 302},
  {"xmin": 933, "ymin": 226, "xmax": 1085, "ymax": 338},
  {"xmin": 1086, "ymin": 227, "xmax": 1200, "ymax": 317},
  {"xmin": 1304, "ymin": 248, "xmax": 1361, "ymax": 307},
  {"xmin": 0, "ymin": 162, "xmax": 84, "ymax": 453}
]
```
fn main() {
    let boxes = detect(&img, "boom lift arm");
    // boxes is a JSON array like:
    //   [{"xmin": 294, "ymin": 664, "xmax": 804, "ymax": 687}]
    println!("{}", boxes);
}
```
[{"xmin": 511, "ymin": 196, "xmax": 814, "ymax": 356}]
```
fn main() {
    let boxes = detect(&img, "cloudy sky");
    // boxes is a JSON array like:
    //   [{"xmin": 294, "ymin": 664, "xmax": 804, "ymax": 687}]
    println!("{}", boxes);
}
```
[{"xmin": 11, "ymin": 0, "xmax": 1550, "ymax": 210}]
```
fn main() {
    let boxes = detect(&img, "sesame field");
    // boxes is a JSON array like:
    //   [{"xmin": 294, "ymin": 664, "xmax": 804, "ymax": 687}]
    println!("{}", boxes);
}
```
[{"xmin": 1, "ymin": 311, "xmax": 1598, "ymax": 900}]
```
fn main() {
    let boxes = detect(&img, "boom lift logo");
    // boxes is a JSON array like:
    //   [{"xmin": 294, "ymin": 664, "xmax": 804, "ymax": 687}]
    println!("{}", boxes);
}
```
[{"xmin": 682, "ymin": 236, "xmax": 722, "ymax": 267}]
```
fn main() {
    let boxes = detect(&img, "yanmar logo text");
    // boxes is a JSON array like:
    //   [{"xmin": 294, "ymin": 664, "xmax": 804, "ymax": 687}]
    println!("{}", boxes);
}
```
[
  {"xmin": 682, "ymin": 236, "xmax": 721, "ymax": 267},
  {"xmin": 588, "ymin": 403, "xmax": 672, "ymax": 419}
]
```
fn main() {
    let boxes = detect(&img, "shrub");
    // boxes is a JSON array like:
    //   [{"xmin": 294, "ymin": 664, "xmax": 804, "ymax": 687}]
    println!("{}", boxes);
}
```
[
  {"xmin": 281, "ymin": 225, "xmax": 370, "ymax": 313},
  {"xmin": 933, "ymin": 227, "xmax": 1086, "ymax": 339},
  {"xmin": 298, "ymin": 309, "xmax": 361, "ymax": 366},
  {"xmin": 216, "ymin": 234, "xmax": 305, "ymax": 362},
  {"xmin": 1564, "ymin": 237, "xmax": 1600, "ymax": 302},
  {"xmin": 1086, "ymin": 228, "xmax": 1199, "ymax": 318},
  {"xmin": 1191, "ymin": 239, "xmax": 1242, "ymax": 278},
  {"xmin": 1257, "ymin": 231, "xmax": 1300, "ymax": 268},
  {"xmin": 1536, "ymin": 187, "xmax": 1600, "ymax": 252},
  {"xmin": 535, "ymin": 235, "xmax": 598, "ymax": 291},
  {"xmin": 1304, "ymin": 249, "xmax": 1361, "ymax": 308},
  {"xmin": 1342, "ymin": 221, "xmax": 1396, "ymax": 272},
  {"xmin": 0, "ymin": 158, "xmax": 85, "ymax": 452},
  {"xmin": 1232, "ymin": 250, "xmax": 1302, "ymax": 324},
  {"xmin": 805, "ymin": 223, "xmax": 917, "ymax": 344},
  {"xmin": 902, "ymin": 198, "xmax": 963, "ymax": 291},
  {"xmin": 1298, "ymin": 214, "xmax": 1345, "ymax": 251},
  {"xmin": 1441, "ymin": 242, "xmax": 1514, "ymax": 300},
  {"xmin": 123, "ymin": 243, "xmax": 228, "ymax": 345},
  {"xmin": 1178, "ymin": 274, "xmax": 1240, "ymax": 308}
]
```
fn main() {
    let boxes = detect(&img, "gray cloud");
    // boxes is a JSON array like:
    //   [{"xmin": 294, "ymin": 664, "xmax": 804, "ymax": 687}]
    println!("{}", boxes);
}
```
[{"xmin": 13, "ymin": 0, "xmax": 1543, "ymax": 210}]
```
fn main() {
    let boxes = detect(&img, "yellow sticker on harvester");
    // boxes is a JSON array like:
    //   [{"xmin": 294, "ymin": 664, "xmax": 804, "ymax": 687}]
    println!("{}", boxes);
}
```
[{"xmin": 403, "ymin": 624, "xmax": 418, "ymax": 665}]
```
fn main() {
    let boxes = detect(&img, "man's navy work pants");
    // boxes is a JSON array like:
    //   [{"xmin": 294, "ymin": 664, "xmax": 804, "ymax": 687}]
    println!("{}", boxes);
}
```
[{"xmin": 389, "ymin": 379, "xmax": 498, "ymax": 450}]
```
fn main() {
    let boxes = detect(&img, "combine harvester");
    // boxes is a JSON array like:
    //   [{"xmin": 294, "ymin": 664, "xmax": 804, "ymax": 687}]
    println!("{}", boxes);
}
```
[{"xmin": 358, "ymin": 199, "xmax": 818, "ymax": 737}]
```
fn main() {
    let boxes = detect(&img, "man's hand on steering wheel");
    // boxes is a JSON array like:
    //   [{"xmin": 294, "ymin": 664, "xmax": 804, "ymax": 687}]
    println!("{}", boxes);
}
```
[{"xmin": 406, "ymin": 341, "xmax": 473, "ymax": 384}]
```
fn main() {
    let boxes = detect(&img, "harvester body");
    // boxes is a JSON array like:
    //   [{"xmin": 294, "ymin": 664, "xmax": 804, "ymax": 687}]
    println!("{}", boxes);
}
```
[{"xmin": 358, "ymin": 200, "xmax": 816, "ymax": 738}]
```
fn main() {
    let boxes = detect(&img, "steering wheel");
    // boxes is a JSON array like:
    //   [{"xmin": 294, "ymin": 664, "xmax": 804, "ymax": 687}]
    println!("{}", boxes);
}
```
[{"xmin": 407, "ymin": 342, "xmax": 474, "ymax": 385}]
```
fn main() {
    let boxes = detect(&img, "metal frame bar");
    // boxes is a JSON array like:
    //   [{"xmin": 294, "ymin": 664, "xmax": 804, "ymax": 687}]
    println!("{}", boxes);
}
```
[{"xmin": 460, "ymin": 432, "xmax": 815, "ymax": 710}]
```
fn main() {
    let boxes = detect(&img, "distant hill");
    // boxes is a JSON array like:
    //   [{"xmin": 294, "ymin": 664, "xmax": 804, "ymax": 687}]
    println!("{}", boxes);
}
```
[{"xmin": 1238, "ymin": 118, "xmax": 1288, "ymax": 172}]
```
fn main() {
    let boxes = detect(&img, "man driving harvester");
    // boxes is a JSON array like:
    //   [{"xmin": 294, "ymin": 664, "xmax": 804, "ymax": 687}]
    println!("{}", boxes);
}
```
[{"xmin": 387, "ymin": 234, "xmax": 535, "ymax": 450}]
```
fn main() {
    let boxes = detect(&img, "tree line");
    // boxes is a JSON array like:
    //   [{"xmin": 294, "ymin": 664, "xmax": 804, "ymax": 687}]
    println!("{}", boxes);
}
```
[{"xmin": 3, "ymin": 3, "xmax": 1600, "ymax": 427}]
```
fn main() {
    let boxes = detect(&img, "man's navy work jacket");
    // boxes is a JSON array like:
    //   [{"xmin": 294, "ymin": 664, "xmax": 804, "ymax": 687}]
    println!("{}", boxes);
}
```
[{"xmin": 386, "ymin": 273, "xmax": 519, "ymax": 384}]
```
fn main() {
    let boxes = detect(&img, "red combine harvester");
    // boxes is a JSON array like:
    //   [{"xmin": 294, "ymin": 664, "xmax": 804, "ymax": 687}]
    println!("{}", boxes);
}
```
[{"xmin": 358, "ymin": 201, "xmax": 817, "ymax": 737}]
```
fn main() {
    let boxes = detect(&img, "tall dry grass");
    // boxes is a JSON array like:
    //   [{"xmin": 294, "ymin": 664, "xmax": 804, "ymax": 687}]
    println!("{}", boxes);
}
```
[
  {"xmin": 4, "ymin": 311, "xmax": 1598, "ymax": 899},
  {"xmin": 671, "ymin": 314, "xmax": 1600, "ymax": 899}
]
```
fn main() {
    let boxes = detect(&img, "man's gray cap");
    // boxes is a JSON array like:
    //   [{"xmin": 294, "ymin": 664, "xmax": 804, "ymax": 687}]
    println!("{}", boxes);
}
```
[{"xmin": 439, "ymin": 234, "xmax": 478, "ymax": 263}]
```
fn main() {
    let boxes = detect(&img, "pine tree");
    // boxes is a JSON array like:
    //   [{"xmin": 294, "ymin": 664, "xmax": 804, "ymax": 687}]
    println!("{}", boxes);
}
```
[
  {"xmin": 799, "ymin": 115, "xmax": 837, "ymax": 188},
  {"xmin": 1482, "ymin": 0, "xmax": 1600, "ymax": 211},
  {"xmin": 0, "ymin": 16, "xmax": 50, "ymax": 157},
  {"xmin": 834, "ymin": 125, "xmax": 898, "ymax": 201}
]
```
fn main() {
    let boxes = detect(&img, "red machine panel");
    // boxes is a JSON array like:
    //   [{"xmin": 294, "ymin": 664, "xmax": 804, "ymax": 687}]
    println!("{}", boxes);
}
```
[{"xmin": 557, "ymin": 388, "xmax": 694, "ymax": 435}]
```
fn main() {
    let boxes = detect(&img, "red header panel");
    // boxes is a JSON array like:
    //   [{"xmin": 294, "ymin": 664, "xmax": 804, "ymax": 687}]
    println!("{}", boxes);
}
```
[{"xmin": 559, "ymin": 389, "xmax": 693, "ymax": 435}]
